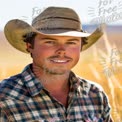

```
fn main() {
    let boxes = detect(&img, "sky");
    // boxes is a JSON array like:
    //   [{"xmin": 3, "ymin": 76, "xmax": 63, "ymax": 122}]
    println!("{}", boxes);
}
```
[{"xmin": 0, "ymin": 0, "xmax": 122, "ymax": 30}]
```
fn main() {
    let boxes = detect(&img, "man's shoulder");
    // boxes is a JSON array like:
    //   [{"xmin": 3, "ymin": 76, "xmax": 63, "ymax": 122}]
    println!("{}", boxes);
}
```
[
  {"xmin": 0, "ymin": 73, "xmax": 23, "ymax": 86},
  {"xmin": 77, "ymin": 76, "xmax": 104, "ymax": 93},
  {"xmin": 0, "ymin": 73, "xmax": 29, "ymax": 101}
]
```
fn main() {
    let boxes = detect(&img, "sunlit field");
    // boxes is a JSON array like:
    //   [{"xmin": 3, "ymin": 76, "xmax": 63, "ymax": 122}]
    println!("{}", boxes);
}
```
[{"xmin": 0, "ymin": 28, "xmax": 122, "ymax": 121}]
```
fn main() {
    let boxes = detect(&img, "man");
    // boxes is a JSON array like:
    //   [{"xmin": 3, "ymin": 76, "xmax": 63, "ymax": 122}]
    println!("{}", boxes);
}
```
[{"xmin": 0, "ymin": 7, "xmax": 113, "ymax": 122}]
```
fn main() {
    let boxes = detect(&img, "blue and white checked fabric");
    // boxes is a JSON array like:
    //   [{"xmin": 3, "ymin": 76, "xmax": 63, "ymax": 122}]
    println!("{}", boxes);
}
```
[{"xmin": 0, "ymin": 64, "xmax": 113, "ymax": 122}]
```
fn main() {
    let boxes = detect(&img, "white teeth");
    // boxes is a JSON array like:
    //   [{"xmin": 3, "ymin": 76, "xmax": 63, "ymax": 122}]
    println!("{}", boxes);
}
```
[{"xmin": 52, "ymin": 60, "xmax": 67, "ymax": 63}]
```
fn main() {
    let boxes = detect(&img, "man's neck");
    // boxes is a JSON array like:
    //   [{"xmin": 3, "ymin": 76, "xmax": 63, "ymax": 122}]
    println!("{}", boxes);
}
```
[
  {"xmin": 32, "ymin": 64, "xmax": 71, "ymax": 107},
  {"xmin": 32, "ymin": 64, "xmax": 70, "ymax": 93}
]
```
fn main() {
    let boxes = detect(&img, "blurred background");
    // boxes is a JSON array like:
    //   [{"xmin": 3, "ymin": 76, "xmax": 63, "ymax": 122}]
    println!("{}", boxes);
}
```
[{"xmin": 0, "ymin": 0, "xmax": 122, "ymax": 121}]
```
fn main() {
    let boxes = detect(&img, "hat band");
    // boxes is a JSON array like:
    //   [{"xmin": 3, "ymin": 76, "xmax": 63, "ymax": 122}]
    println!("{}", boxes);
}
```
[
  {"xmin": 36, "ymin": 27, "xmax": 83, "ymax": 34},
  {"xmin": 32, "ymin": 16, "xmax": 80, "ymax": 25}
]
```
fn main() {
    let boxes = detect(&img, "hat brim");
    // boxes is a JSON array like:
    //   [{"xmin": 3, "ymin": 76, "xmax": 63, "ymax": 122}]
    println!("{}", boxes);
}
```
[{"xmin": 4, "ymin": 19, "xmax": 103, "ymax": 53}]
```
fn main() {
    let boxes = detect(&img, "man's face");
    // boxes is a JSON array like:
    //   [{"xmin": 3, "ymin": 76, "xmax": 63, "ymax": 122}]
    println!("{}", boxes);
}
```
[{"xmin": 28, "ymin": 34, "xmax": 82, "ymax": 75}]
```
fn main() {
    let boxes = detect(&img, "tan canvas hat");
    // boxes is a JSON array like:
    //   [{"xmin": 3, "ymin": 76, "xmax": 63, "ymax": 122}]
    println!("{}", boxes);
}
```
[{"xmin": 4, "ymin": 7, "xmax": 103, "ymax": 53}]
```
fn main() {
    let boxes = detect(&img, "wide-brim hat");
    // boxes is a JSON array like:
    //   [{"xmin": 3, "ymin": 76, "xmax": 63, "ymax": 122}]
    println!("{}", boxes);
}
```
[{"xmin": 4, "ymin": 7, "xmax": 103, "ymax": 53}]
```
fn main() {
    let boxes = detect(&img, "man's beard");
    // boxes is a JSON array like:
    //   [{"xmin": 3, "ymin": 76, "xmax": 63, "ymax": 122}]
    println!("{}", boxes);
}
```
[
  {"xmin": 41, "ymin": 64, "xmax": 69, "ymax": 75},
  {"xmin": 40, "ymin": 55, "xmax": 72, "ymax": 75}
]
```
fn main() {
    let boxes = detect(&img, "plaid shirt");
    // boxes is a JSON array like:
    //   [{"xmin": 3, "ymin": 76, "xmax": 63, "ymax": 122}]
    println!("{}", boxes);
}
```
[{"xmin": 0, "ymin": 64, "xmax": 113, "ymax": 122}]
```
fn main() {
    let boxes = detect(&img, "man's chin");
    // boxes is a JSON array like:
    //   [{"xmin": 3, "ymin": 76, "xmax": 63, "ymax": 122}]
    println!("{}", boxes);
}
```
[
  {"xmin": 49, "ymin": 70, "xmax": 68, "ymax": 75},
  {"xmin": 44, "ymin": 68, "xmax": 69, "ymax": 75}
]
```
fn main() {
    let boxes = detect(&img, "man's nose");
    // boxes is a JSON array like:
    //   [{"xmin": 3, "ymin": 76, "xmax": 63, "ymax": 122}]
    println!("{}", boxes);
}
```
[{"xmin": 55, "ymin": 45, "xmax": 66, "ymax": 56}]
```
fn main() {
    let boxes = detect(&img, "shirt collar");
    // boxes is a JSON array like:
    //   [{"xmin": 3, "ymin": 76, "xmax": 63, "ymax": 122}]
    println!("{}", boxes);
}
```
[
  {"xmin": 69, "ymin": 72, "xmax": 91, "ymax": 95},
  {"xmin": 21, "ymin": 64, "xmax": 43, "ymax": 96}
]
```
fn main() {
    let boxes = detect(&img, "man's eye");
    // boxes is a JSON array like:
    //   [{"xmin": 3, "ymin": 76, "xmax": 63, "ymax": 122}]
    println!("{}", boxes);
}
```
[
  {"xmin": 67, "ymin": 42, "xmax": 77, "ymax": 45},
  {"xmin": 45, "ymin": 41, "xmax": 55, "ymax": 44}
]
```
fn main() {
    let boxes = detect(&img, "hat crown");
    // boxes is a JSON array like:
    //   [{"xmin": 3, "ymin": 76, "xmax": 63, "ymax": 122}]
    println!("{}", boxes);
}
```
[
  {"xmin": 32, "ymin": 7, "xmax": 82, "ymax": 32},
  {"xmin": 4, "ymin": 6, "xmax": 103, "ymax": 53}
]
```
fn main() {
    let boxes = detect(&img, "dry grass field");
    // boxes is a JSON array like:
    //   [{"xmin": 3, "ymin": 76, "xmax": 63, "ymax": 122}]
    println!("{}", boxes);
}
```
[{"xmin": 0, "ymin": 25, "xmax": 122, "ymax": 121}]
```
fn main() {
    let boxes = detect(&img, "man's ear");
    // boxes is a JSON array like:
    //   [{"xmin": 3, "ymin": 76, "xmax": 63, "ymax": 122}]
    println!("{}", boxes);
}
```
[{"xmin": 26, "ymin": 43, "xmax": 33, "ymax": 53}]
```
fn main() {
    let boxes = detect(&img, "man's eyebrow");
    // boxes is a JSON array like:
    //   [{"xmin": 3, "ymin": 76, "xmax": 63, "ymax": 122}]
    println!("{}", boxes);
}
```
[{"xmin": 67, "ymin": 38, "xmax": 80, "ymax": 42}]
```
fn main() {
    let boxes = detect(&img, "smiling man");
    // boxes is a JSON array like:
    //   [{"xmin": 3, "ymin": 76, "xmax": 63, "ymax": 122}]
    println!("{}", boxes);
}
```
[{"xmin": 0, "ymin": 7, "xmax": 113, "ymax": 122}]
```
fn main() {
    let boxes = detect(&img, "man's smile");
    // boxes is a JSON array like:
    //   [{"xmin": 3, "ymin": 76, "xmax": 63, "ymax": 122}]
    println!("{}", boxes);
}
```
[{"xmin": 50, "ymin": 58, "xmax": 71, "ymax": 64}]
